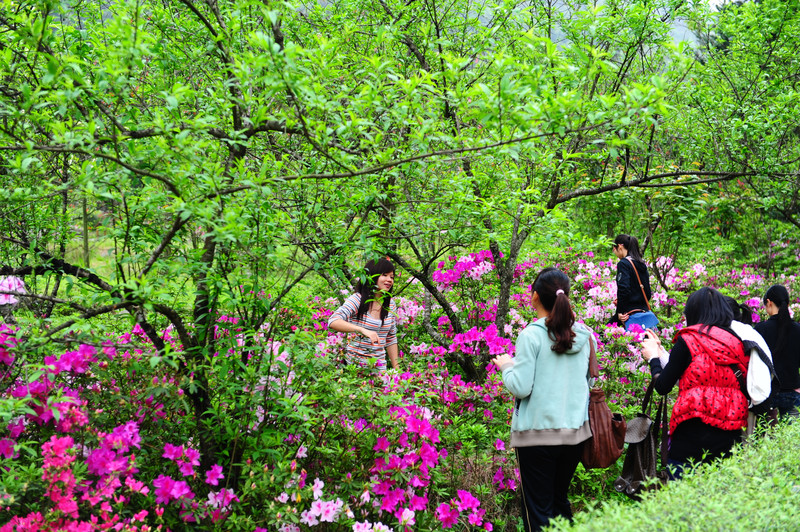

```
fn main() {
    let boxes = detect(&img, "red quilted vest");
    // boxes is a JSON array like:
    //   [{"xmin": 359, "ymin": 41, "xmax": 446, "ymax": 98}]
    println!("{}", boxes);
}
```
[{"xmin": 670, "ymin": 325, "xmax": 749, "ymax": 433}]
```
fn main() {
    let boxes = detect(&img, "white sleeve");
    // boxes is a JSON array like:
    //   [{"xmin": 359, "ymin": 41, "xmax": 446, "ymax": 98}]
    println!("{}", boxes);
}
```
[{"xmin": 742, "ymin": 325, "xmax": 773, "ymax": 406}]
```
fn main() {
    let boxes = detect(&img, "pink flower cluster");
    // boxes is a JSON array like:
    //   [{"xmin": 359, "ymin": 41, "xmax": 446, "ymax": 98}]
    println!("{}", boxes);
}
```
[
  {"xmin": 0, "ymin": 275, "xmax": 25, "ymax": 305},
  {"xmin": 449, "ymin": 324, "xmax": 514, "ymax": 357},
  {"xmin": 0, "ymin": 324, "xmax": 18, "ymax": 366},
  {"xmin": 432, "ymin": 250, "xmax": 497, "ymax": 290},
  {"xmin": 435, "ymin": 490, "xmax": 491, "ymax": 529}
]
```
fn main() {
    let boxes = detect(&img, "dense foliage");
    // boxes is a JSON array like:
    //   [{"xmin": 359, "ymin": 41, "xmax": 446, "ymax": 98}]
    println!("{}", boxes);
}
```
[
  {"xmin": 2, "ymin": 0, "xmax": 800, "ymax": 529},
  {"xmin": 2, "ymin": 245, "xmax": 799, "ymax": 530}
]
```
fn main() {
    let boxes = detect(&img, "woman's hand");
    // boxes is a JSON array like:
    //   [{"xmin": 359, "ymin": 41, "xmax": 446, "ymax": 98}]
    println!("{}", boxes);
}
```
[
  {"xmin": 492, "ymin": 354, "xmax": 512, "ymax": 368},
  {"xmin": 619, "ymin": 311, "xmax": 630, "ymax": 323},
  {"xmin": 360, "ymin": 328, "xmax": 380, "ymax": 344},
  {"xmin": 640, "ymin": 329, "xmax": 662, "ymax": 362}
]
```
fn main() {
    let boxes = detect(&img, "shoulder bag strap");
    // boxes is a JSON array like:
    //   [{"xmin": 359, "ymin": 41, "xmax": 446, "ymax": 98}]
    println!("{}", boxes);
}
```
[
  {"xmin": 626, "ymin": 257, "xmax": 652, "ymax": 311},
  {"xmin": 588, "ymin": 335, "xmax": 599, "ymax": 380},
  {"xmin": 641, "ymin": 378, "xmax": 656, "ymax": 416},
  {"xmin": 655, "ymin": 393, "xmax": 670, "ymax": 466}
]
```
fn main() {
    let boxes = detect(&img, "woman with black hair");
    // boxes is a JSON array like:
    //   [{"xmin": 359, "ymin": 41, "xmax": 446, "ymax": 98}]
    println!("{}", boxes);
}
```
[
  {"xmin": 328, "ymin": 258, "xmax": 399, "ymax": 371},
  {"xmin": 754, "ymin": 285, "xmax": 800, "ymax": 417},
  {"xmin": 611, "ymin": 234, "xmax": 653, "ymax": 330},
  {"xmin": 492, "ymin": 268, "xmax": 593, "ymax": 532},
  {"xmin": 640, "ymin": 287, "xmax": 749, "ymax": 479}
]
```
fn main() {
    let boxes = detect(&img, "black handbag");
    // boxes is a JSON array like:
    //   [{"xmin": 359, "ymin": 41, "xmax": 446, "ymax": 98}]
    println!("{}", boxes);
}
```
[{"xmin": 614, "ymin": 379, "xmax": 669, "ymax": 500}]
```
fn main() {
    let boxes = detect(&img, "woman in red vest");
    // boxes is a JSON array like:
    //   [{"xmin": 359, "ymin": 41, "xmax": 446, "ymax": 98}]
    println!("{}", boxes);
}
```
[{"xmin": 640, "ymin": 287, "xmax": 749, "ymax": 479}]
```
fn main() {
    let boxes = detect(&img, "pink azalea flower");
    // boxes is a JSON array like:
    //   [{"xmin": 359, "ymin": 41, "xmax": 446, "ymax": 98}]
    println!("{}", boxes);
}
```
[
  {"xmin": 319, "ymin": 500, "xmax": 340, "ymax": 522},
  {"xmin": 373, "ymin": 437, "xmax": 390, "ymax": 452},
  {"xmin": 184, "ymin": 446, "xmax": 201, "ymax": 466},
  {"xmin": 435, "ymin": 503, "xmax": 459, "ymax": 528},
  {"xmin": 0, "ymin": 438, "xmax": 16, "ymax": 459},
  {"xmin": 312, "ymin": 477, "xmax": 324, "ymax": 499},
  {"xmin": 494, "ymin": 439, "xmax": 505, "ymax": 451},
  {"xmin": 153, "ymin": 475, "xmax": 176, "ymax": 504},
  {"xmin": 409, "ymin": 494, "xmax": 428, "ymax": 511},
  {"xmin": 178, "ymin": 460, "xmax": 195, "ymax": 476},
  {"xmin": 296, "ymin": 445, "xmax": 308, "ymax": 458},
  {"xmin": 310, "ymin": 499, "xmax": 324, "ymax": 516},
  {"xmin": 205, "ymin": 464, "xmax": 224, "ymax": 486},
  {"xmin": 170, "ymin": 479, "xmax": 194, "ymax": 500},
  {"xmin": 162, "ymin": 443, "xmax": 183, "ymax": 461},
  {"xmin": 300, "ymin": 510, "xmax": 319, "ymax": 526},
  {"xmin": 0, "ymin": 276, "xmax": 25, "ymax": 305}
]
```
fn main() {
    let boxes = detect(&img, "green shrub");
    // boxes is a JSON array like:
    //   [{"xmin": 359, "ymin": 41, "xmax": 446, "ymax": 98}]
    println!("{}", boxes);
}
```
[{"xmin": 550, "ymin": 420, "xmax": 800, "ymax": 531}]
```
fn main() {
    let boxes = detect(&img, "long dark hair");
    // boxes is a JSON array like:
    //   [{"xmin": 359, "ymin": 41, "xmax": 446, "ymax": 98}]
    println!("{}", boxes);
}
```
[
  {"xmin": 614, "ymin": 234, "xmax": 644, "ymax": 263},
  {"xmin": 684, "ymin": 287, "xmax": 733, "ymax": 332},
  {"xmin": 354, "ymin": 257, "xmax": 395, "ymax": 324},
  {"xmin": 764, "ymin": 284, "xmax": 791, "ymax": 352},
  {"xmin": 724, "ymin": 295, "xmax": 753, "ymax": 325},
  {"xmin": 532, "ymin": 267, "xmax": 575, "ymax": 354}
]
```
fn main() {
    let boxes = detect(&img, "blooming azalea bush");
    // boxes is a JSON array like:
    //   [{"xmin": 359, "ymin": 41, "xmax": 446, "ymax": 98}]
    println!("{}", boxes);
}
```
[{"xmin": 0, "ymin": 248, "xmax": 798, "ymax": 530}]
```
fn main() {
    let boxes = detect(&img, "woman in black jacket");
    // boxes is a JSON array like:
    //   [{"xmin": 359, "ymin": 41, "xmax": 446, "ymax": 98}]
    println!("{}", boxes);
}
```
[
  {"xmin": 754, "ymin": 284, "xmax": 800, "ymax": 418},
  {"xmin": 611, "ymin": 234, "xmax": 652, "ymax": 330}
]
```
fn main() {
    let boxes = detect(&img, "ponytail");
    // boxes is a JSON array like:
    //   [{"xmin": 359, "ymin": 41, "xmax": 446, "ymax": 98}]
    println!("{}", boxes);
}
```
[
  {"xmin": 614, "ymin": 234, "xmax": 644, "ymax": 263},
  {"xmin": 724, "ymin": 295, "xmax": 753, "ymax": 325},
  {"xmin": 532, "ymin": 268, "xmax": 575, "ymax": 354}
]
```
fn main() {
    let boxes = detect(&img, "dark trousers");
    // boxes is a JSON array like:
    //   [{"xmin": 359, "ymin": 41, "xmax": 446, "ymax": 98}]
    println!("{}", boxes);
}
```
[
  {"xmin": 516, "ymin": 444, "xmax": 582, "ymax": 532},
  {"xmin": 772, "ymin": 390, "xmax": 800, "ymax": 418}
]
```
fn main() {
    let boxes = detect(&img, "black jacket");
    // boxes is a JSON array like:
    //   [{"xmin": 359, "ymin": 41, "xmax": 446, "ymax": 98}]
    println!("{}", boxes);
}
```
[
  {"xmin": 614, "ymin": 258, "xmax": 652, "ymax": 318},
  {"xmin": 754, "ymin": 315, "xmax": 800, "ymax": 391}
]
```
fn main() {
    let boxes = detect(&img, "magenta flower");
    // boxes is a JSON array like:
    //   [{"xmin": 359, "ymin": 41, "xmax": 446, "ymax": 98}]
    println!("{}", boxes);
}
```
[
  {"xmin": 494, "ymin": 439, "xmax": 505, "ymax": 451},
  {"xmin": 409, "ymin": 494, "xmax": 428, "ymax": 511},
  {"xmin": 456, "ymin": 490, "xmax": 480, "ymax": 512},
  {"xmin": 178, "ymin": 460, "xmax": 195, "ymax": 476},
  {"xmin": 435, "ymin": 503, "xmax": 459, "ymax": 528},
  {"xmin": 205, "ymin": 464, "xmax": 224, "ymax": 486},
  {"xmin": 184, "ymin": 446, "xmax": 201, "ymax": 466},
  {"xmin": 153, "ymin": 475, "xmax": 176, "ymax": 504},
  {"xmin": 42, "ymin": 435, "xmax": 74, "ymax": 469},
  {"xmin": 380, "ymin": 488, "xmax": 406, "ymax": 513},
  {"xmin": 418, "ymin": 442, "xmax": 439, "ymax": 471},
  {"xmin": 373, "ymin": 437, "xmax": 390, "ymax": 452},
  {"xmin": 163, "ymin": 443, "xmax": 183, "ymax": 461},
  {"xmin": 0, "ymin": 438, "xmax": 16, "ymax": 459},
  {"xmin": 170, "ymin": 479, "xmax": 194, "ymax": 500}
]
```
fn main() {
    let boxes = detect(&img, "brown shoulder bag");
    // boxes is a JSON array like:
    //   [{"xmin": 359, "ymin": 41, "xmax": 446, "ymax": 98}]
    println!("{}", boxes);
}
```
[{"xmin": 580, "ymin": 336, "xmax": 627, "ymax": 469}]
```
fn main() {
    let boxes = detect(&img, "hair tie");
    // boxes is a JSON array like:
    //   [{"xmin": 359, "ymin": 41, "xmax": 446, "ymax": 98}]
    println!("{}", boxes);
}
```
[{"xmin": 556, "ymin": 289, "xmax": 565, "ymax": 296}]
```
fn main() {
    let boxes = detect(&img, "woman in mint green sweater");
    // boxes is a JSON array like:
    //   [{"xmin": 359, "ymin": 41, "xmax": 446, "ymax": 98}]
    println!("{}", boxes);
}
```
[{"xmin": 493, "ymin": 267, "xmax": 593, "ymax": 532}]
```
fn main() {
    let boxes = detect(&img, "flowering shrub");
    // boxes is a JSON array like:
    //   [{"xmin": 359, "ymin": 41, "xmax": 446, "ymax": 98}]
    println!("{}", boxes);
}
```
[{"xmin": 0, "ymin": 248, "xmax": 797, "ymax": 530}]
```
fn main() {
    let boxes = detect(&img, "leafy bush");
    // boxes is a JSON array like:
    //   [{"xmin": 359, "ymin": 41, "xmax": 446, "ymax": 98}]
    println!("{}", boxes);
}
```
[
  {"xmin": 1, "ymin": 247, "xmax": 798, "ymax": 530},
  {"xmin": 550, "ymin": 420, "xmax": 800, "ymax": 531}
]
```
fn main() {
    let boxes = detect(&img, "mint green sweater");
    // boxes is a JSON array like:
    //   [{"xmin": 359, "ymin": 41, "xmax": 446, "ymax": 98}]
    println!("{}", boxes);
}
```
[{"xmin": 499, "ymin": 319, "xmax": 592, "ymax": 447}]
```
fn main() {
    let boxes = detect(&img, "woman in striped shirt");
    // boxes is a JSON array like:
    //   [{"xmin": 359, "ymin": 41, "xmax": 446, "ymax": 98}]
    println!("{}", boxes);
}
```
[{"xmin": 328, "ymin": 258, "xmax": 399, "ymax": 371}]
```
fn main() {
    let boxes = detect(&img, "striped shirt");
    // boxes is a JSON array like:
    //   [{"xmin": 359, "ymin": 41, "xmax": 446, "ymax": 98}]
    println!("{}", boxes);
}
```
[{"xmin": 328, "ymin": 293, "xmax": 397, "ymax": 370}]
